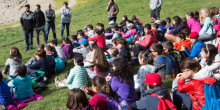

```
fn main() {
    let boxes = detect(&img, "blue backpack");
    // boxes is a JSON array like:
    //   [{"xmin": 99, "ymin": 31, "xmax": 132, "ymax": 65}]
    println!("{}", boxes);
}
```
[
  {"xmin": 202, "ymin": 81, "xmax": 220, "ymax": 110},
  {"xmin": 53, "ymin": 57, "xmax": 65, "ymax": 73}
]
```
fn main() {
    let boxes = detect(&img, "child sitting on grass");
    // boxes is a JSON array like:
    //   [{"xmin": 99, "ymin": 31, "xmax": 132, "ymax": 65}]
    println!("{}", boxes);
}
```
[
  {"xmin": 88, "ymin": 29, "xmax": 106, "ymax": 50},
  {"xmin": 8, "ymin": 65, "xmax": 33, "ymax": 101},
  {"xmin": 49, "ymin": 40, "xmax": 67, "ymax": 64},
  {"xmin": 62, "ymin": 37, "xmax": 74, "ymax": 59},
  {"xmin": 116, "ymin": 38, "xmax": 131, "ymax": 62},
  {"xmin": 107, "ymin": 48, "xmax": 119, "ymax": 67},
  {"xmin": 70, "ymin": 35, "xmax": 79, "ymax": 48},
  {"xmin": 174, "ymin": 32, "xmax": 191, "ymax": 50},
  {"xmin": 73, "ymin": 36, "xmax": 89, "ymax": 59}
]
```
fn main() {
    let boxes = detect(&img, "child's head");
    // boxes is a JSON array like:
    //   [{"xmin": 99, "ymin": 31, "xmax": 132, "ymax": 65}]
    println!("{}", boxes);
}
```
[
  {"xmin": 144, "ymin": 24, "xmax": 151, "ymax": 34},
  {"xmin": 180, "ymin": 58, "xmax": 201, "ymax": 80},
  {"xmin": 162, "ymin": 41, "xmax": 174, "ymax": 53},
  {"xmin": 165, "ymin": 17, "xmax": 171, "ymax": 25},
  {"xmin": 127, "ymin": 23, "xmax": 134, "ymax": 30},
  {"xmin": 186, "ymin": 12, "xmax": 194, "ymax": 20},
  {"xmin": 73, "ymin": 53, "xmax": 84, "ymax": 66},
  {"xmin": 87, "ymin": 24, "xmax": 93, "ymax": 31},
  {"xmin": 35, "ymin": 50, "xmax": 46, "ymax": 60},
  {"xmin": 201, "ymin": 44, "xmax": 218, "ymax": 66},
  {"xmin": 10, "ymin": 47, "xmax": 22, "ymax": 61},
  {"xmin": 16, "ymin": 64, "xmax": 27, "ymax": 77},
  {"xmin": 161, "ymin": 20, "xmax": 166, "ymax": 27},
  {"xmin": 109, "ymin": 48, "xmax": 119, "ymax": 57},
  {"xmin": 122, "ymin": 15, "xmax": 128, "ymax": 21},
  {"xmin": 172, "ymin": 16, "xmax": 182, "ymax": 26},
  {"xmin": 181, "ymin": 29, "xmax": 191, "ymax": 37},
  {"xmin": 66, "ymin": 88, "xmax": 88, "ymax": 110},
  {"xmin": 77, "ymin": 30, "xmax": 85, "ymax": 38},
  {"xmin": 151, "ymin": 43, "xmax": 164, "ymax": 56},
  {"xmin": 116, "ymin": 38, "xmax": 127, "ymax": 49},
  {"xmin": 112, "ymin": 38, "xmax": 119, "ymax": 48},
  {"xmin": 111, "ymin": 25, "xmax": 119, "ymax": 32},
  {"xmin": 45, "ymin": 45, "xmax": 56, "ymax": 55},
  {"xmin": 194, "ymin": 11, "xmax": 200, "ymax": 20},
  {"xmin": 94, "ymin": 29, "xmax": 103, "ymax": 36},
  {"xmin": 131, "ymin": 15, "xmax": 137, "ymax": 20},
  {"xmin": 151, "ymin": 23, "xmax": 158, "ymax": 29},
  {"xmin": 209, "ymin": 7, "xmax": 218, "ymax": 17},
  {"xmin": 70, "ymin": 35, "xmax": 77, "ymax": 42},
  {"xmin": 92, "ymin": 76, "xmax": 119, "ymax": 100},
  {"xmin": 176, "ymin": 32, "xmax": 186, "ymax": 43},
  {"xmin": 49, "ymin": 39, "xmax": 58, "ymax": 46},
  {"xmin": 138, "ymin": 50, "xmax": 154, "ymax": 65},
  {"xmin": 63, "ymin": 37, "xmax": 71, "ymax": 44},
  {"xmin": 112, "ymin": 58, "xmax": 133, "ymax": 83},
  {"xmin": 92, "ymin": 47, "xmax": 109, "ymax": 72},
  {"xmin": 144, "ymin": 73, "xmax": 162, "ymax": 89},
  {"xmin": 38, "ymin": 44, "xmax": 45, "ymax": 50},
  {"xmin": 189, "ymin": 32, "xmax": 199, "ymax": 44}
]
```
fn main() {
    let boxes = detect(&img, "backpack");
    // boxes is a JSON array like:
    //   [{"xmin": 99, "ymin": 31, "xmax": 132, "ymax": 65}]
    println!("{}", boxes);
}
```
[
  {"xmin": 213, "ymin": 18, "xmax": 220, "ymax": 31},
  {"xmin": 202, "ymin": 81, "xmax": 220, "ymax": 110},
  {"xmin": 156, "ymin": 30, "xmax": 167, "ymax": 43},
  {"xmin": 151, "ymin": 93, "xmax": 177, "ymax": 110},
  {"xmin": 172, "ymin": 50, "xmax": 187, "ymax": 64},
  {"xmin": 53, "ymin": 57, "xmax": 65, "ymax": 73}
]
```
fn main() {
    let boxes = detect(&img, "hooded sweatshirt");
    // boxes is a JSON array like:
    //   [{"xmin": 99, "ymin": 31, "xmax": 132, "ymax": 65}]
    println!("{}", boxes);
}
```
[{"xmin": 174, "ymin": 39, "xmax": 191, "ymax": 50}]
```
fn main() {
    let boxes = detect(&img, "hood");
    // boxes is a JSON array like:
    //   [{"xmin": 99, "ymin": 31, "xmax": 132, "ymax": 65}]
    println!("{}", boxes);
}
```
[
  {"xmin": 144, "ymin": 86, "xmax": 169, "ymax": 96},
  {"xmin": 197, "ymin": 77, "xmax": 216, "ymax": 85}
]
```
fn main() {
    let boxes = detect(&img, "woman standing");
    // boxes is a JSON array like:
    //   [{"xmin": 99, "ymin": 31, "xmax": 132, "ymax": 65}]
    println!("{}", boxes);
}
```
[
  {"xmin": 106, "ymin": 0, "xmax": 119, "ymax": 22},
  {"xmin": 61, "ymin": 2, "xmax": 72, "ymax": 39}
]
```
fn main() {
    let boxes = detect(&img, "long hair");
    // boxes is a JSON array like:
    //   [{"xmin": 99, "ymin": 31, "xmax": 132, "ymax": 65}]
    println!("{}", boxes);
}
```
[
  {"xmin": 92, "ymin": 47, "xmax": 109, "ymax": 72},
  {"xmin": 92, "ymin": 76, "xmax": 119, "ymax": 100},
  {"xmin": 10, "ymin": 47, "xmax": 22, "ymax": 61},
  {"xmin": 201, "ymin": 44, "xmax": 218, "ymax": 66},
  {"xmin": 66, "ymin": 88, "xmax": 88, "ymax": 109},
  {"xmin": 172, "ymin": 16, "xmax": 182, "ymax": 34},
  {"xmin": 111, "ymin": 58, "xmax": 133, "ymax": 83},
  {"xmin": 200, "ymin": 8, "xmax": 211, "ymax": 25}
]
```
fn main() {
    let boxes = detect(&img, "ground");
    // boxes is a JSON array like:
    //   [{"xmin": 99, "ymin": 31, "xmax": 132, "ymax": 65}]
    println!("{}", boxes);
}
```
[{"xmin": 0, "ymin": 0, "xmax": 219, "ymax": 110}]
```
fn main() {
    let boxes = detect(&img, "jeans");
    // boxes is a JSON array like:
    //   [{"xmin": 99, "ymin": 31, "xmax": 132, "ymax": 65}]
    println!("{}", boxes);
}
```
[
  {"xmin": 23, "ymin": 30, "xmax": 33, "ymax": 51},
  {"xmin": 35, "ymin": 26, "xmax": 47, "ymax": 45},
  {"xmin": 61, "ymin": 23, "xmax": 70, "ymax": 38},
  {"xmin": 46, "ymin": 21, "xmax": 57, "ymax": 40},
  {"xmin": 108, "ymin": 17, "xmax": 117, "ymax": 22}
]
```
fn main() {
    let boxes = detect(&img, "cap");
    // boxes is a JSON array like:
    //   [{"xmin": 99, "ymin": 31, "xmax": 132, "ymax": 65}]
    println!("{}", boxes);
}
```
[
  {"xmin": 154, "ymin": 20, "xmax": 161, "ymax": 25},
  {"xmin": 78, "ymin": 37, "xmax": 88, "ymax": 46},
  {"xmin": 83, "ymin": 26, "xmax": 87, "ymax": 30},
  {"xmin": 189, "ymin": 32, "xmax": 199, "ymax": 38},
  {"xmin": 127, "ymin": 23, "xmax": 134, "ymax": 28},
  {"xmin": 109, "ymin": 21, "xmax": 115, "ymax": 25},
  {"xmin": 144, "ymin": 73, "xmax": 162, "ymax": 86}
]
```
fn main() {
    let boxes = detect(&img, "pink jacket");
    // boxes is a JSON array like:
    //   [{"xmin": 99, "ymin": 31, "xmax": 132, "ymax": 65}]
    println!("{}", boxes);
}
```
[
  {"xmin": 122, "ymin": 29, "xmax": 137, "ymax": 38},
  {"xmin": 187, "ymin": 18, "xmax": 201, "ymax": 33}
]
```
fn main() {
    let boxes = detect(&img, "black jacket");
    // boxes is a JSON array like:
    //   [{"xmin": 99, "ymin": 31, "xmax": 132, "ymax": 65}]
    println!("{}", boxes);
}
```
[
  {"xmin": 20, "ymin": 11, "xmax": 35, "ymax": 31},
  {"xmin": 34, "ymin": 10, "xmax": 45, "ymax": 27},
  {"xmin": 119, "ymin": 46, "xmax": 131, "ymax": 62}
]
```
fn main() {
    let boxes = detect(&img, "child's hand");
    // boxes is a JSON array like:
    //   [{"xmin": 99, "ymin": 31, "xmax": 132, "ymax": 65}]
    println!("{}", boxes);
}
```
[
  {"xmin": 176, "ymin": 73, "xmax": 183, "ymax": 80},
  {"xmin": 135, "ymin": 41, "xmax": 139, "ymax": 44},
  {"xmin": 166, "ymin": 28, "xmax": 170, "ymax": 33},
  {"xmin": 181, "ymin": 46, "xmax": 186, "ymax": 51},
  {"xmin": 80, "ymin": 86, "xmax": 89, "ymax": 93}
]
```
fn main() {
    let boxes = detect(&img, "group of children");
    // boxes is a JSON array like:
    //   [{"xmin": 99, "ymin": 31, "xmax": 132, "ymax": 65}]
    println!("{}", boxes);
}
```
[{"xmin": 0, "ymin": 6, "xmax": 220, "ymax": 110}]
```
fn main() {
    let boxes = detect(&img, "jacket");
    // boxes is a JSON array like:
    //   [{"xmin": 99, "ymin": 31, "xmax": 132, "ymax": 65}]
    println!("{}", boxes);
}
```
[
  {"xmin": 177, "ymin": 77, "xmax": 216, "ymax": 110},
  {"xmin": 199, "ymin": 17, "xmax": 216, "ymax": 35},
  {"xmin": 169, "ymin": 25, "xmax": 182, "ymax": 34},
  {"xmin": 88, "ymin": 35, "xmax": 106, "ymax": 50},
  {"xmin": 106, "ymin": 3, "xmax": 119, "ymax": 18},
  {"xmin": 65, "ymin": 65, "xmax": 88, "ymax": 89},
  {"xmin": 20, "ymin": 11, "xmax": 35, "ymax": 31},
  {"xmin": 131, "ymin": 86, "xmax": 171, "ymax": 110},
  {"xmin": 174, "ymin": 39, "xmax": 191, "ymax": 50},
  {"xmin": 34, "ymin": 10, "xmax": 45, "ymax": 27},
  {"xmin": 138, "ymin": 34, "xmax": 158, "ymax": 47},
  {"xmin": 118, "ymin": 46, "xmax": 131, "ymax": 62},
  {"xmin": 122, "ymin": 29, "xmax": 137, "ymax": 38},
  {"xmin": 62, "ymin": 44, "xmax": 74, "ymax": 59},
  {"xmin": 45, "ymin": 9, "xmax": 55, "ymax": 22},
  {"xmin": 165, "ymin": 54, "xmax": 177, "ymax": 75},
  {"xmin": 27, "ymin": 59, "xmax": 47, "ymax": 72},
  {"xmin": 5, "ymin": 58, "xmax": 22, "ymax": 77},
  {"xmin": 187, "ymin": 18, "xmax": 201, "ymax": 33},
  {"xmin": 111, "ymin": 76, "xmax": 137, "ymax": 104},
  {"xmin": 150, "ymin": 0, "xmax": 163, "ymax": 10},
  {"xmin": 87, "ymin": 90, "xmax": 108, "ymax": 110},
  {"xmin": 61, "ymin": 7, "xmax": 72, "ymax": 23},
  {"xmin": 0, "ymin": 80, "xmax": 14, "ymax": 106},
  {"xmin": 55, "ymin": 46, "xmax": 67, "ymax": 63},
  {"xmin": 184, "ymin": 41, "xmax": 205, "ymax": 58},
  {"xmin": 153, "ymin": 57, "xmax": 166, "ymax": 78}
]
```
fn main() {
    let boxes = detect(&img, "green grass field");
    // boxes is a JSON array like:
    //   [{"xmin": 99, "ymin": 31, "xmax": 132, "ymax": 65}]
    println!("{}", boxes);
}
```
[{"xmin": 0, "ymin": 0, "xmax": 219, "ymax": 109}]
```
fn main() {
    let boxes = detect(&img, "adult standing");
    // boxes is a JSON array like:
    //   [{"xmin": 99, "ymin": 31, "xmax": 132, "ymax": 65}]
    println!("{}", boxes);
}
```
[
  {"xmin": 150, "ymin": 0, "xmax": 163, "ymax": 21},
  {"xmin": 20, "ymin": 4, "xmax": 35, "ymax": 51},
  {"xmin": 106, "ymin": 0, "xmax": 119, "ymax": 22},
  {"xmin": 34, "ymin": 4, "xmax": 47, "ymax": 46},
  {"xmin": 45, "ymin": 3, "xmax": 56, "ymax": 41},
  {"xmin": 61, "ymin": 2, "xmax": 72, "ymax": 39}
]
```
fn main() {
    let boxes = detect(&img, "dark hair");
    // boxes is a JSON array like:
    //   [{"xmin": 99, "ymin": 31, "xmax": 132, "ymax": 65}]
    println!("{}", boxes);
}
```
[
  {"xmin": 138, "ymin": 50, "xmax": 154, "ymax": 65},
  {"xmin": 66, "ymin": 88, "xmax": 88, "ymax": 109},
  {"xmin": 77, "ymin": 30, "xmax": 85, "ymax": 37},
  {"xmin": 131, "ymin": 15, "xmax": 137, "ymax": 20},
  {"xmin": 194, "ymin": 11, "xmax": 200, "ymax": 20},
  {"xmin": 161, "ymin": 20, "xmax": 166, "ymax": 26},
  {"xmin": 74, "ymin": 53, "xmax": 84, "ymax": 66},
  {"xmin": 93, "ymin": 47, "xmax": 109, "ymax": 72},
  {"xmin": 45, "ymin": 45, "xmax": 58, "ymax": 57},
  {"xmin": 38, "ymin": 44, "xmax": 45, "ymax": 50},
  {"xmin": 144, "ymin": 24, "xmax": 151, "ymax": 30},
  {"xmin": 36, "ymin": 4, "xmax": 41, "ymax": 9},
  {"xmin": 181, "ymin": 29, "xmax": 190, "ymax": 36},
  {"xmin": 152, "ymin": 43, "xmax": 164, "ymax": 55},
  {"xmin": 16, "ymin": 64, "xmax": 27, "ymax": 77},
  {"xmin": 116, "ymin": 38, "xmax": 127, "ymax": 46},
  {"xmin": 180, "ymin": 58, "xmax": 201, "ymax": 71},
  {"xmin": 87, "ymin": 24, "xmax": 93, "ymax": 30},
  {"xmin": 92, "ymin": 76, "xmax": 119, "ymax": 100},
  {"xmin": 112, "ymin": 58, "xmax": 133, "ymax": 83},
  {"xmin": 162, "ymin": 41, "xmax": 174, "ymax": 52},
  {"xmin": 165, "ymin": 17, "xmax": 171, "ymax": 23},
  {"xmin": 187, "ymin": 12, "xmax": 194, "ymax": 18},
  {"xmin": 109, "ymin": 0, "xmax": 115, "ymax": 4},
  {"xmin": 123, "ymin": 15, "xmax": 128, "ymax": 21},
  {"xmin": 10, "ymin": 47, "xmax": 22, "ymax": 61},
  {"xmin": 112, "ymin": 25, "xmax": 119, "ymax": 31},
  {"xmin": 94, "ymin": 29, "xmax": 103, "ymax": 35},
  {"xmin": 63, "ymin": 37, "xmax": 71, "ymax": 44},
  {"xmin": 70, "ymin": 35, "xmax": 77, "ymax": 41},
  {"xmin": 96, "ymin": 23, "xmax": 101, "ymax": 26},
  {"xmin": 181, "ymin": 18, "xmax": 187, "ymax": 30},
  {"xmin": 176, "ymin": 32, "xmax": 186, "ymax": 40},
  {"xmin": 50, "ymin": 39, "xmax": 58, "ymax": 46},
  {"xmin": 35, "ymin": 50, "xmax": 46, "ymax": 59},
  {"xmin": 173, "ymin": 16, "xmax": 182, "ymax": 34},
  {"xmin": 112, "ymin": 38, "xmax": 119, "ymax": 45},
  {"xmin": 201, "ymin": 44, "xmax": 218, "ymax": 66},
  {"xmin": 25, "ymin": 4, "xmax": 30, "ymax": 8},
  {"xmin": 210, "ymin": 7, "xmax": 219, "ymax": 17},
  {"xmin": 110, "ymin": 48, "xmax": 119, "ymax": 57},
  {"xmin": 63, "ymin": 1, "xmax": 68, "ymax": 6}
]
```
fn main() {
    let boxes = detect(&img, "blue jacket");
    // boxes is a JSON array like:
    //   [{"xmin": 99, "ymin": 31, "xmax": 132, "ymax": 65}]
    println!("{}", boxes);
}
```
[
  {"xmin": 0, "ymin": 80, "xmax": 14, "ymax": 106},
  {"xmin": 8, "ymin": 75, "xmax": 33, "ymax": 101},
  {"xmin": 27, "ymin": 59, "xmax": 47, "ymax": 72},
  {"xmin": 184, "ymin": 41, "xmax": 205, "ymax": 58},
  {"xmin": 131, "ymin": 86, "xmax": 171, "ymax": 110}
]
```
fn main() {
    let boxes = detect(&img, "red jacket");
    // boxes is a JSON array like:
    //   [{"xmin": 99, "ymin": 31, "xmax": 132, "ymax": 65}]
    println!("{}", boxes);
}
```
[
  {"xmin": 177, "ymin": 77, "xmax": 216, "ymax": 110},
  {"xmin": 87, "ymin": 90, "xmax": 108, "ymax": 110},
  {"xmin": 88, "ymin": 35, "xmax": 106, "ymax": 50},
  {"xmin": 138, "ymin": 34, "xmax": 158, "ymax": 47},
  {"xmin": 174, "ymin": 39, "xmax": 191, "ymax": 50}
]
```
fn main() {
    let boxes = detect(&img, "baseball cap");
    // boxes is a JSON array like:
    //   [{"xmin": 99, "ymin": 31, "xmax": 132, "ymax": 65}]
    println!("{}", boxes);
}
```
[
  {"xmin": 189, "ymin": 32, "xmax": 199, "ymax": 38},
  {"xmin": 144, "ymin": 73, "xmax": 162, "ymax": 86}
]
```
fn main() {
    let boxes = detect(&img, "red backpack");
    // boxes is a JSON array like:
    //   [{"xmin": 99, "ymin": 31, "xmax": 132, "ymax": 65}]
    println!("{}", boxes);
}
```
[{"xmin": 151, "ymin": 93, "xmax": 177, "ymax": 110}]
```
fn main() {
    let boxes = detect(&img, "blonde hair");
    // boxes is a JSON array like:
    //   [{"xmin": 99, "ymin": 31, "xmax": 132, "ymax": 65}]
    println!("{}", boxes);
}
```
[{"xmin": 200, "ymin": 8, "xmax": 210, "ymax": 24}]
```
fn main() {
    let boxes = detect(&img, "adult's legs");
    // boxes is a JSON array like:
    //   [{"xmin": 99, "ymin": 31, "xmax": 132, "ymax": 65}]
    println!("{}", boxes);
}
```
[
  {"xmin": 52, "ymin": 22, "xmax": 57, "ymax": 40},
  {"xmin": 109, "ymin": 17, "xmax": 117, "ymax": 22},
  {"xmin": 46, "ymin": 22, "xmax": 50, "ymax": 41},
  {"xmin": 66, "ymin": 23, "xmax": 70, "ymax": 37},
  {"xmin": 23, "ymin": 30, "xmax": 29, "ymax": 51},
  {"xmin": 35, "ymin": 27, "xmax": 40, "ymax": 46},
  {"xmin": 133, "ymin": 44, "xmax": 147, "ymax": 58},
  {"xmin": 28, "ymin": 30, "xmax": 33, "ymax": 50},
  {"xmin": 61, "ymin": 23, "xmax": 65, "ymax": 39},
  {"xmin": 173, "ymin": 90, "xmax": 192, "ymax": 110},
  {"xmin": 40, "ymin": 26, "xmax": 47, "ymax": 44}
]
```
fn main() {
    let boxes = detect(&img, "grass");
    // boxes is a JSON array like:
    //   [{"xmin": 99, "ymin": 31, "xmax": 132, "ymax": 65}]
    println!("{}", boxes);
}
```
[{"xmin": 0, "ymin": 0, "xmax": 219, "ymax": 109}]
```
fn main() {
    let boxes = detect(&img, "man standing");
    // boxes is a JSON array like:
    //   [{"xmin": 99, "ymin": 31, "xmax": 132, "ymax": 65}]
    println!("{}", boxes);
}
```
[
  {"xmin": 150, "ymin": 0, "xmax": 163, "ymax": 21},
  {"xmin": 34, "ymin": 4, "xmax": 47, "ymax": 46},
  {"xmin": 61, "ymin": 2, "xmax": 72, "ymax": 39},
  {"xmin": 20, "ymin": 4, "xmax": 35, "ymax": 51},
  {"xmin": 45, "ymin": 3, "xmax": 56, "ymax": 40}
]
